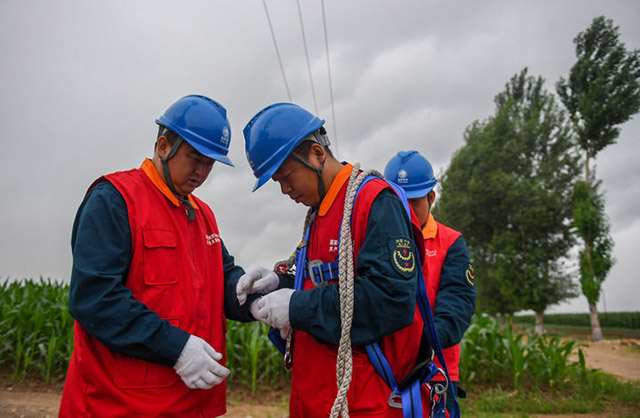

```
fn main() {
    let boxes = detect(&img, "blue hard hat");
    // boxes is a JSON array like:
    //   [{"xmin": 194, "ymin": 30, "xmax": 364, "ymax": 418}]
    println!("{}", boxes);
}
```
[
  {"xmin": 384, "ymin": 150, "xmax": 437, "ymax": 199},
  {"xmin": 156, "ymin": 95, "xmax": 233, "ymax": 166},
  {"xmin": 243, "ymin": 103, "xmax": 325, "ymax": 191}
]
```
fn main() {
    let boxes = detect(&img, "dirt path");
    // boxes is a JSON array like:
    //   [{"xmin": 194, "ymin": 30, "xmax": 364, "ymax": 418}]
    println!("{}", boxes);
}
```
[
  {"xmin": 1, "ymin": 339, "xmax": 638, "ymax": 417},
  {"xmin": 573, "ymin": 339, "xmax": 640, "ymax": 381}
]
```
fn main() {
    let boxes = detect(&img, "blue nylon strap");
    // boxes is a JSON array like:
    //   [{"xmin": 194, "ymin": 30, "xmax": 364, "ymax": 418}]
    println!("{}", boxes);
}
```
[
  {"xmin": 365, "ymin": 343, "xmax": 398, "ymax": 389},
  {"xmin": 269, "ymin": 225, "xmax": 312, "ymax": 356},
  {"xmin": 402, "ymin": 380, "xmax": 423, "ymax": 418},
  {"xmin": 268, "ymin": 326, "xmax": 286, "ymax": 355},
  {"xmin": 357, "ymin": 176, "xmax": 460, "ymax": 418},
  {"xmin": 293, "ymin": 226, "xmax": 311, "ymax": 291},
  {"xmin": 303, "ymin": 259, "xmax": 340, "ymax": 285},
  {"xmin": 420, "ymin": 362, "xmax": 441, "ymax": 386},
  {"xmin": 415, "ymin": 264, "xmax": 459, "ymax": 418},
  {"xmin": 270, "ymin": 175, "xmax": 460, "ymax": 417},
  {"xmin": 367, "ymin": 343, "xmax": 423, "ymax": 418}
]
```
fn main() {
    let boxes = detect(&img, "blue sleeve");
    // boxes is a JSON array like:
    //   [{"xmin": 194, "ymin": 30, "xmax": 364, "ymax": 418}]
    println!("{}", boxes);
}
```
[
  {"xmin": 433, "ymin": 236, "xmax": 477, "ymax": 348},
  {"xmin": 221, "ymin": 240, "xmax": 261, "ymax": 322},
  {"xmin": 68, "ymin": 181, "xmax": 189, "ymax": 367},
  {"xmin": 290, "ymin": 188, "xmax": 419, "ymax": 346}
]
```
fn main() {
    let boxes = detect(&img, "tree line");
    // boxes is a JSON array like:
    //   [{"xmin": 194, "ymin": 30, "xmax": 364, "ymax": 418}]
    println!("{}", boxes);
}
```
[{"xmin": 432, "ymin": 16, "xmax": 640, "ymax": 341}]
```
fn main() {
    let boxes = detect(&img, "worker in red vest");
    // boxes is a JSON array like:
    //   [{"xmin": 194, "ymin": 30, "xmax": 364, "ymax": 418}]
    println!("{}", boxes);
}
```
[
  {"xmin": 238, "ymin": 103, "xmax": 429, "ymax": 417},
  {"xmin": 59, "ymin": 95, "xmax": 261, "ymax": 417},
  {"xmin": 384, "ymin": 150, "xmax": 477, "ymax": 415}
]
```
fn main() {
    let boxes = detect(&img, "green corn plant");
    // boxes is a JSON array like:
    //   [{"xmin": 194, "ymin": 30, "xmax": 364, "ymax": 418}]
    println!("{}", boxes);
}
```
[
  {"xmin": 531, "ymin": 335, "xmax": 580, "ymax": 390},
  {"xmin": 502, "ymin": 331, "xmax": 530, "ymax": 390},
  {"xmin": 226, "ymin": 320, "xmax": 290, "ymax": 393},
  {"xmin": 0, "ymin": 279, "xmax": 282, "ymax": 388},
  {"xmin": 1, "ymin": 277, "xmax": 74, "ymax": 381}
]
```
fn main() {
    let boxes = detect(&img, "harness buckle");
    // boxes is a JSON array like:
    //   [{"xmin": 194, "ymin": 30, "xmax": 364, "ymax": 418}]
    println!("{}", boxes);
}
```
[
  {"xmin": 388, "ymin": 390, "xmax": 403, "ymax": 408},
  {"xmin": 307, "ymin": 260, "xmax": 326, "ymax": 287}
]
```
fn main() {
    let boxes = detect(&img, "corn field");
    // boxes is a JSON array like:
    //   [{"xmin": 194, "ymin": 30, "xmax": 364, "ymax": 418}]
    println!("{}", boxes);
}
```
[
  {"xmin": 2, "ymin": 278, "xmax": 638, "ymax": 403},
  {"xmin": 0, "ymin": 278, "xmax": 289, "ymax": 390},
  {"xmin": 3, "ymin": 279, "xmax": 640, "ymax": 416},
  {"xmin": 0, "ymin": 278, "xmax": 73, "ymax": 382},
  {"xmin": 459, "ymin": 314, "xmax": 585, "ymax": 390},
  {"xmin": 513, "ymin": 312, "xmax": 640, "ymax": 329}
]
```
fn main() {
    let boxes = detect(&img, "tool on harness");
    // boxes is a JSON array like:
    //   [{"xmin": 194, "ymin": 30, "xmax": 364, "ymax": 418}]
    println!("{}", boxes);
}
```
[{"xmin": 267, "ymin": 211, "xmax": 315, "ymax": 368}]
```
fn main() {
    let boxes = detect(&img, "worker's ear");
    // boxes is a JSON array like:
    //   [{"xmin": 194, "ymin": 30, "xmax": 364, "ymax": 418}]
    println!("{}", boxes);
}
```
[
  {"xmin": 428, "ymin": 190, "xmax": 436, "ymax": 207},
  {"xmin": 156, "ymin": 136, "xmax": 170, "ymax": 159},
  {"xmin": 309, "ymin": 143, "xmax": 326, "ymax": 166}
]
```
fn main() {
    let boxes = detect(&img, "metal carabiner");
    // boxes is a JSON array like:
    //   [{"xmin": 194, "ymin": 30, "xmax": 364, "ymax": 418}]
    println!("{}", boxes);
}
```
[{"xmin": 284, "ymin": 332, "xmax": 294, "ymax": 370}]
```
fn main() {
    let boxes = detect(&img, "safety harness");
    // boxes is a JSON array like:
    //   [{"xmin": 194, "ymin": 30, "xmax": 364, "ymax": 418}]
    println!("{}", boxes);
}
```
[{"xmin": 270, "ymin": 165, "xmax": 459, "ymax": 418}]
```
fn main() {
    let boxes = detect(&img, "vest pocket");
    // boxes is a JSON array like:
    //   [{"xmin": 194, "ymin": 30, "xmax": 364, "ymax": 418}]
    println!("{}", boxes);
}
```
[
  {"xmin": 142, "ymin": 228, "xmax": 179, "ymax": 285},
  {"xmin": 347, "ymin": 350, "xmax": 390, "ymax": 414},
  {"xmin": 113, "ymin": 318, "xmax": 180, "ymax": 389}
]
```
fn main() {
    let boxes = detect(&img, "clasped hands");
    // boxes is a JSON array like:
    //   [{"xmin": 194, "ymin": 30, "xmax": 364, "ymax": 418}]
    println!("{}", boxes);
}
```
[
  {"xmin": 174, "ymin": 266, "xmax": 291, "ymax": 390},
  {"xmin": 236, "ymin": 266, "xmax": 294, "ymax": 334}
]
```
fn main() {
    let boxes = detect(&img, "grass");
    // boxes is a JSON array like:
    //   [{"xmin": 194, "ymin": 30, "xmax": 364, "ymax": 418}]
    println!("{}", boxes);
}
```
[
  {"xmin": 458, "ymin": 314, "xmax": 640, "ymax": 415},
  {"xmin": 537, "ymin": 324, "xmax": 640, "ymax": 340},
  {"xmin": 461, "ymin": 372, "xmax": 640, "ymax": 416}
]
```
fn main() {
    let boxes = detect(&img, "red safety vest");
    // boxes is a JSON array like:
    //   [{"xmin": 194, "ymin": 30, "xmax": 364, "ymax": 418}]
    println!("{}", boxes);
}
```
[
  {"xmin": 422, "ymin": 217, "xmax": 462, "ymax": 382},
  {"xmin": 289, "ymin": 167, "xmax": 427, "ymax": 417},
  {"xmin": 59, "ymin": 161, "xmax": 227, "ymax": 417}
]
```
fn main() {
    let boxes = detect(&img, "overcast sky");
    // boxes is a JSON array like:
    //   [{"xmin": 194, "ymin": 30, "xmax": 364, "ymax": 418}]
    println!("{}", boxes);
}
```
[{"xmin": 1, "ymin": 0, "xmax": 638, "ymax": 314}]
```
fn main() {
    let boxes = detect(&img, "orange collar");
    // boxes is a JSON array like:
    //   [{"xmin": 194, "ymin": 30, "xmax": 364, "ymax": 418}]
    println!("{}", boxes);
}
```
[
  {"xmin": 422, "ymin": 212, "xmax": 438, "ymax": 239},
  {"xmin": 140, "ymin": 159, "xmax": 199, "ymax": 209},
  {"xmin": 318, "ymin": 163, "xmax": 354, "ymax": 216}
]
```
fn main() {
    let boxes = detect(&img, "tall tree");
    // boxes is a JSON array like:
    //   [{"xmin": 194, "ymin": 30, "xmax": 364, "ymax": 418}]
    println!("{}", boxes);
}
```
[
  {"xmin": 556, "ymin": 16, "xmax": 640, "ymax": 341},
  {"xmin": 434, "ymin": 69, "xmax": 579, "ymax": 329}
]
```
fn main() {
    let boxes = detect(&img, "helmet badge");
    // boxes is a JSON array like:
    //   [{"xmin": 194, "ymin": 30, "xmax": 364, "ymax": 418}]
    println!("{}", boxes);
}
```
[
  {"xmin": 221, "ymin": 127, "xmax": 230, "ymax": 146},
  {"xmin": 397, "ymin": 169, "xmax": 409, "ymax": 184}
]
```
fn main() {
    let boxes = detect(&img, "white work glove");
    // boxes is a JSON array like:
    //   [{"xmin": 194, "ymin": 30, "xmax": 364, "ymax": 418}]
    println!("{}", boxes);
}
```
[
  {"xmin": 279, "ymin": 324, "xmax": 292, "ymax": 339},
  {"xmin": 249, "ymin": 297, "xmax": 262, "ymax": 320},
  {"xmin": 173, "ymin": 335, "xmax": 230, "ymax": 390},
  {"xmin": 236, "ymin": 266, "xmax": 280, "ymax": 305},
  {"xmin": 254, "ymin": 288, "xmax": 295, "ymax": 329}
]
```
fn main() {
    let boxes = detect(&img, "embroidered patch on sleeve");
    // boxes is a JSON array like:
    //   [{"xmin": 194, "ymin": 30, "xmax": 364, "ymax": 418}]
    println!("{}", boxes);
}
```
[
  {"xmin": 390, "ymin": 237, "xmax": 416, "ymax": 277},
  {"xmin": 466, "ymin": 264, "xmax": 475, "ymax": 286}
]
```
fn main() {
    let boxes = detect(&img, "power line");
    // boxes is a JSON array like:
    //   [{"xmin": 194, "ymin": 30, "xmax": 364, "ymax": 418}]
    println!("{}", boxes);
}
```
[
  {"xmin": 321, "ymin": 0, "xmax": 338, "ymax": 156},
  {"xmin": 296, "ymin": 0, "xmax": 319, "ymax": 115},
  {"xmin": 262, "ymin": 0, "xmax": 338, "ymax": 155},
  {"xmin": 262, "ymin": 0, "xmax": 292, "ymax": 101}
]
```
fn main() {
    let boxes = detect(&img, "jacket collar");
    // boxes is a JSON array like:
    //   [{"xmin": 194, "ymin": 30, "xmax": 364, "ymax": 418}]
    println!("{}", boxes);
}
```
[
  {"xmin": 422, "ymin": 212, "xmax": 438, "ymax": 239},
  {"xmin": 140, "ymin": 159, "xmax": 199, "ymax": 209},
  {"xmin": 318, "ymin": 163, "xmax": 354, "ymax": 216}
]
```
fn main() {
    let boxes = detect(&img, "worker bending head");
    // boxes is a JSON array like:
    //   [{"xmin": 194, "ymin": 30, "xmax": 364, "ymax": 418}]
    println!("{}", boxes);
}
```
[{"xmin": 243, "ymin": 102, "xmax": 343, "ymax": 207}]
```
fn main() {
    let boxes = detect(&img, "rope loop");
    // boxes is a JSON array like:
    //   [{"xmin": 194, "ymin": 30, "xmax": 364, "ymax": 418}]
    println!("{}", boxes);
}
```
[{"xmin": 330, "ymin": 164, "xmax": 383, "ymax": 418}]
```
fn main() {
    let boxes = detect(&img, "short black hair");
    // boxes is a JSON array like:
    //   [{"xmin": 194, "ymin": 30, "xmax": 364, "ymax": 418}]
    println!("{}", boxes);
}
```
[
  {"xmin": 155, "ymin": 126, "xmax": 181, "ymax": 150},
  {"xmin": 294, "ymin": 128, "xmax": 334, "ymax": 158}
]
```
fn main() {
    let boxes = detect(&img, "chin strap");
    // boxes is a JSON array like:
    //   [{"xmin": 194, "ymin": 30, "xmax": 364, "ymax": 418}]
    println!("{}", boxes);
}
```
[
  {"xmin": 290, "ymin": 152, "xmax": 327, "ymax": 201},
  {"xmin": 289, "ymin": 130, "xmax": 331, "ymax": 201},
  {"xmin": 160, "ymin": 136, "xmax": 195, "ymax": 222}
]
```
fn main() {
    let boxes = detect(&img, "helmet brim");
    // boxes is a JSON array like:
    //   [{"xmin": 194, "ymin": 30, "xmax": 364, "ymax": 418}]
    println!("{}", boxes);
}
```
[{"xmin": 190, "ymin": 141, "xmax": 235, "ymax": 167}]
